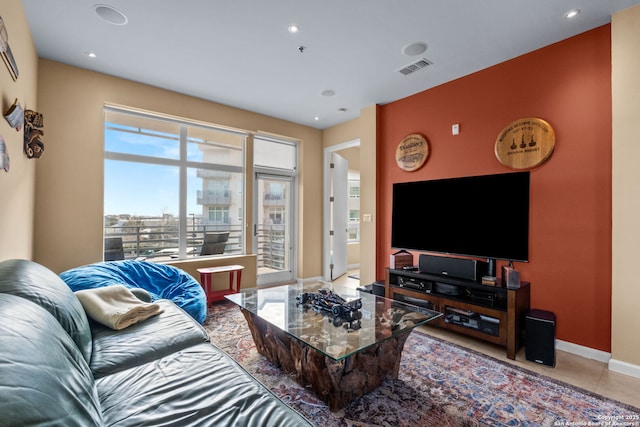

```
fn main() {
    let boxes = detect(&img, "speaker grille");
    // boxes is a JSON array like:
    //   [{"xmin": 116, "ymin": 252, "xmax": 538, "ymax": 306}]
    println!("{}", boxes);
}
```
[{"xmin": 525, "ymin": 309, "xmax": 556, "ymax": 367}]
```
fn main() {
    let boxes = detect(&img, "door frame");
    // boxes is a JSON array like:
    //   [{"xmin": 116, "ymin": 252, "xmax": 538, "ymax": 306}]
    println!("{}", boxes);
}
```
[{"xmin": 323, "ymin": 138, "xmax": 360, "ymax": 281}]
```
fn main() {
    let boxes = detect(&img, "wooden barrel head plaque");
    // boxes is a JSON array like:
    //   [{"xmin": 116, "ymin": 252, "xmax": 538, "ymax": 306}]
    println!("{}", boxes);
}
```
[
  {"xmin": 396, "ymin": 133, "xmax": 429, "ymax": 172},
  {"xmin": 495, "ymin": 118, "xmax": 555, "ymax": 170}
]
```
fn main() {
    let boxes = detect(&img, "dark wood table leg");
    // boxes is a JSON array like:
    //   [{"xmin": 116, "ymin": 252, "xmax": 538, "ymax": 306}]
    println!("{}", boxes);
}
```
[{"xmin": 239, "ymin": 308, "xmax": 410, "ymax": 411}]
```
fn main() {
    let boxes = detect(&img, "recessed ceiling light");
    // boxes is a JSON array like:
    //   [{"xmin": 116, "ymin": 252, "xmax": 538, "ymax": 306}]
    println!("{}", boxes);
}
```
[
  {"xmin": 338, "ymin": 108, "xmax": 347, "ymax": 113},
  {"xmin": 314, "ymin": 116, "xmax": 320, "ymax": 121},
  {"xmin": 565, "ymin": 9, "xmax": 580, "ymax": 19},
  {"xmin": 86, "ymin": 51, "xmax": 97, "ymax": 58},
  {"xmin": 321, "ymin": 90, "xmax": 335, "ymax": 97},
  {"xmin": 402, "ymin": 42, "xmax": 428, "ymax": 56},
  {"xmin": 94, "ymin": 4, "xmax": 128, "ymax": 25},
  {"xmin": 288, "ymin": 25, "xmax": 300, "ymax": 33}
]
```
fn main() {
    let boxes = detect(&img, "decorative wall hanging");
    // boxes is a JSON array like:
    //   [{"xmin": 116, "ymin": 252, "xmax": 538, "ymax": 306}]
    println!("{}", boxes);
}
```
[
  {"xmin": 395, "ymin": 133, "xmax": 429, "ymax": 171},
  {"xmin": 0, "ymin": 17, "xmax": 19, "ymax": 81},
  {"xmin": 0, "ymin": 135, "xmax": 9, "ymax": 172},
  {"xmin": 24, "ymin": 110, "xmax": 44, "ymax": 159},
  {"xmin": 4, "ymin": 98, "xmax": 23, "ymax": 130},
  {"xmin": 495, "ymin": 117, "xmax": 555, "ymax": 170}
]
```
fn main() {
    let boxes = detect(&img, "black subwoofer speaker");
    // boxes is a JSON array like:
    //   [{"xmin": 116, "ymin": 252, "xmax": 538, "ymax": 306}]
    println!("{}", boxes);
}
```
[
  {"xmin": 525, "ymin": 309, "xmax": 556, "ymax": 367},
  {"xmin": 418, "ymin": 254, "xmax": 487, "ymax": 282}
]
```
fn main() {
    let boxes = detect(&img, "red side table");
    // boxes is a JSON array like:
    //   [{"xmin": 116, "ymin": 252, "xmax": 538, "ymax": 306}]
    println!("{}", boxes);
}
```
[{"xmin": 197, "ymin": 265, "xmax": 245, "ymax": 305}]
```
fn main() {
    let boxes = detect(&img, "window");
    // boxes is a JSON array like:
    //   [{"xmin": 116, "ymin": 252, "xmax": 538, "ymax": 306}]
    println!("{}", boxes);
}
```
[
  {"xmin": 254, "ymin": 137, "xmax": 296, "ymax": 171},
  {"xmin": 103, "ymin": 106, "xmax": 246, "ymax": 261},
  {"xmin": 208, "ymin": 207, "xmax": 230, "ymax": 223},
  {"xmin": 268, "ymin": 207, "xmax": 285, "ymax": 224}
]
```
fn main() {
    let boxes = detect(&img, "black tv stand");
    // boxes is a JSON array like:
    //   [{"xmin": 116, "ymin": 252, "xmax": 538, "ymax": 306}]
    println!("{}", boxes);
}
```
[{"xmin": 385, "ymin": 268, "xmax": 530, "ymax": 360}]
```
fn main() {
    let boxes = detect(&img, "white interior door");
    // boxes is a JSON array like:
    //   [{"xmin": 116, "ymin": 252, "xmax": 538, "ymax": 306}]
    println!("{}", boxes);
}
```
[{"xmin": 330, "ymin": 152, "xmax": 348, "ymax": 280}]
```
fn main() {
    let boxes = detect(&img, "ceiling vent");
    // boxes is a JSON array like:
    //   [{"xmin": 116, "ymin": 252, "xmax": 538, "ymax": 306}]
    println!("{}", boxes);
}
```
[{"xmin": 397, "ymin": 58, "xmax": 432, "ymax": 76}]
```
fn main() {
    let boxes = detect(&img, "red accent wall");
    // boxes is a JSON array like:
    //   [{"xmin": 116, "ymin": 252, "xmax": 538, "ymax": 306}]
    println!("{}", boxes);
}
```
[{"xmin": 377, "ymin": 26, "xmax": 612, "ymax": 352}]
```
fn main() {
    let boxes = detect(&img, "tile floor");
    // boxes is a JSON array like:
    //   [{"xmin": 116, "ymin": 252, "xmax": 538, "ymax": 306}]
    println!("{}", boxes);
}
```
[{"xmin": 334, "ymin": 269, "xmax": 640, "ymax": 409}]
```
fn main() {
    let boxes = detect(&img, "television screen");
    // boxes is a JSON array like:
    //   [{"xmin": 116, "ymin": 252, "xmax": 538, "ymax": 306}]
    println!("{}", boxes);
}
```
[{"xmin": 391, "ymin": 171, "xmax": 530, "ymax": 262}]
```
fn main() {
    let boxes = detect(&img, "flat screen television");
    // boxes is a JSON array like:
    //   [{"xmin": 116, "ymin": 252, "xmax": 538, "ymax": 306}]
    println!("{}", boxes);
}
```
[{"xmin": 391, "ymin": 171, "xmax": 530, "ymax": 262}]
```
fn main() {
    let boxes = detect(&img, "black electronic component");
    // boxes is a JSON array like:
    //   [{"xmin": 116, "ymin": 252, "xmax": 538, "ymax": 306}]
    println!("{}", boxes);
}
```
[{"xmin": 525, "ymin": 309, "xmax": 556, "ymax": 367}]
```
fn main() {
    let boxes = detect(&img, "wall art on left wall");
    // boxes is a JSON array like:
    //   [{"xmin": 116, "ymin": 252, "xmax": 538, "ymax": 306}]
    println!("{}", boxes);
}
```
[
  {"xmin": 0, "ymin": 16, "xmax": 19, "ymax": 81},
  {"xmin": 0, "ymin": 135, "xmax": 10, "ymax": 172},
  {"xmin": 4, "ymin": 99, "xmax": 24, "ymax": 130},
  {"xmin": 24, "ymin": 110, "xmax": 44, "ymax": 159}
]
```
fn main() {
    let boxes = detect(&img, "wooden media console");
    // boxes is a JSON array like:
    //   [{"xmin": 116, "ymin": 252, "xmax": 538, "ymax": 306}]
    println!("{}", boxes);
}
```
[{"xmin": 385, "ymin": 268, "xmax": 530, "ymax": 360}]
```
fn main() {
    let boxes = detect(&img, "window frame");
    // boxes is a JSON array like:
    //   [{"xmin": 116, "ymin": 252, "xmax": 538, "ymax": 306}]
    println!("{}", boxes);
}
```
[{"xmin": 103, "ymin": 105, "xmax": 247, "ymax": 260}]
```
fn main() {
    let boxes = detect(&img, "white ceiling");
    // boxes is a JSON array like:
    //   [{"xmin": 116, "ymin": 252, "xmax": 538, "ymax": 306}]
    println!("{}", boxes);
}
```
[{"xmin": 21, "ymin": 0, "xmax": 640, "ymax": 130}]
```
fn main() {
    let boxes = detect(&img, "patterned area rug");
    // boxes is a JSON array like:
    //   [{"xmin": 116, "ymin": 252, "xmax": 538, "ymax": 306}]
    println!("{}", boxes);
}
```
[{"xmin": 203, "ymin": 301, "xmax": 639, "ymax": 427}]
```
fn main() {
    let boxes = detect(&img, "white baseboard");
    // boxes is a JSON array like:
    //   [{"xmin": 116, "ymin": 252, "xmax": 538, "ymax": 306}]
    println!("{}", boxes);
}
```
[
  {"xmin": 300, "ymin": 268, "xmax": 359, "ymax": 283},
  {"xmin": 556, "ymin": 339, "xmax": 611, "ymax": 363},
  {"xmin": 299, "ymin": 276, "xmax": 323, "ymax": 283},
  {"xmin": 608, "ymin": 358, "xmax": 640, "ymax": 379},
  {"xmin": 556, "ymin": 339, "xmax": 640, "ymax": 379}
]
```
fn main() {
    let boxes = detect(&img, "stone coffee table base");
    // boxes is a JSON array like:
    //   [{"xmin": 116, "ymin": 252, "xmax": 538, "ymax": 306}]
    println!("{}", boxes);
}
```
[{"xmin": 239, "ymin": 308, "xmax": 411, "ymax": 411}]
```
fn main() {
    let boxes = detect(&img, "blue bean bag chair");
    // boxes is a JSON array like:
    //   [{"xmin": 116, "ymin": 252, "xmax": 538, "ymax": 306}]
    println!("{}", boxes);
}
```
[{"xmin": 60, "ymin": 260, "xmax": 207, "ymax": 324}]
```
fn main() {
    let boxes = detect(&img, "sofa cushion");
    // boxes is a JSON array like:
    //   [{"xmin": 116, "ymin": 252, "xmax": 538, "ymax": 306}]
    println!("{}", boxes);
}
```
[
  {"xmin": 0, "ymin": 258, "xmax": 93, "ymax": 363},
  {"xmin": 89, "ymin": 299, "xmax": 209, "ymax": 378},
  {"xmin": 0, "ymin": 294, "xmax": 103, "ymax": 427},
  {"xmin": 96, "ymin": 343, "xmax": 312, "ymax": 427},
  {"xmin": 60, "ymin": 260, "xmax": 207, "ymax": 323}
]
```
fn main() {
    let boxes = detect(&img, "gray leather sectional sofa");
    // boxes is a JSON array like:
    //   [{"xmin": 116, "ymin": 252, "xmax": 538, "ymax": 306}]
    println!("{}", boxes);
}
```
[{"xmin": 0, "ymin": 259, "xmax": 312, "ymax": 426}]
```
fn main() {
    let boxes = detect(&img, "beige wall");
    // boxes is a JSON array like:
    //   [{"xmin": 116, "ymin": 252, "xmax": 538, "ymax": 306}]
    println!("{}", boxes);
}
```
[
  {"xmin": 358, "ymin": 105, "xmax": 377, "ymax": 285},
  {"xmin": 611, "ymin": 4, "xmax": 640, "ymax": 371},
  {"xmin": 0, "ymin": 0, "xmax": 38, "ymax": 261},
  {"xmin": 338, "ymin": 146, "xmax": 360, "ymax": 171},
  {"xmin": 321, "ymin": 106, "xmax": 378, "ymax": 285},
  {"xmin": 347, "ymin": 243, "xmax": 359, "ymax": 266},
  {"xmin": 34, "ymin": 59, "xmax": 323, "ymax": 276}
]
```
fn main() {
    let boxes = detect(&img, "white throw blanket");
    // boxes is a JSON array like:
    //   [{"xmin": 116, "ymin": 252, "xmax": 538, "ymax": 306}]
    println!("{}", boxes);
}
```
[{"xmin": 75, "ymin": 285, "xmax": 163, "ymax": 330}]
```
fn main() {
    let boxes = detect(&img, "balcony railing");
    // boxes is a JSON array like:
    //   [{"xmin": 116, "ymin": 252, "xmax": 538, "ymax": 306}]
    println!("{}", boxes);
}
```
[
  {"xmin": 196, "ymin": 169, "xmax": 231, "ymax": 179},
  {"xmin": 263, "ymin": 192, "xmax": 285, "ymax": 207},
  {"xmin": 104, "ymin": 224, "xmax": 242, "ymax": 260},
  {"xmin": 255, "ymin": 224, "xmax": 286, "ymax": 271},
  {"xmin": 105, "ymin": 223, "xmax": 287, "ymax": 272},
  {"xmin": 196, "ymin": 190, "xmax": 231, "ymax": 205}
]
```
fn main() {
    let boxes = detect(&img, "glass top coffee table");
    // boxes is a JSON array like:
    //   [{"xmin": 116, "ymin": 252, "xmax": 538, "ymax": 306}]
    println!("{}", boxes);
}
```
[{"xmin": 226, "ymin": 281, "xmax": 441, "ymax": 411}]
